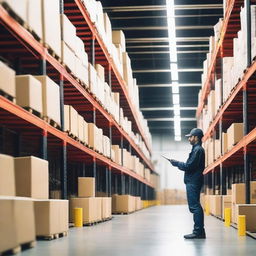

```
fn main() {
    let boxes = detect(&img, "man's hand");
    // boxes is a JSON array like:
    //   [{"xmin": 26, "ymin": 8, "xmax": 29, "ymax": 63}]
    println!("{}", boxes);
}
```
[{"xmin": 170, "ymin": 159, "xmax": 179, "ymax": 166}]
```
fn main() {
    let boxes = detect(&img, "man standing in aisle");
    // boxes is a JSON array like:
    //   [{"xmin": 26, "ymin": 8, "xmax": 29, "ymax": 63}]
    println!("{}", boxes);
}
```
[{"xmin": 169, "ymin": 128, "xmax": 206, "ymax": 239}]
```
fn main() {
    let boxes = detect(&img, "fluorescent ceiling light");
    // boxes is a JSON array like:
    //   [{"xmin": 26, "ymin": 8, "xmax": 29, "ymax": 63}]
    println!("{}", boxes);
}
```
[
  {"xmin": 174, "ymin": 115, "xmax": 180, "ymax": 123},
  {"xmin": 174, "ymin": 108, "xmax": 180, "ymax": 115},
  {"xmin": 172, "ymin": 82, "xmax": 179, "ymax": 94},
  {"xmin": 172, "ymin": 94, "xmax": 180, "ymax": 104},
  {"xmin": 175, "ymin": 135, "xmax": 181, "ymax": 141}
]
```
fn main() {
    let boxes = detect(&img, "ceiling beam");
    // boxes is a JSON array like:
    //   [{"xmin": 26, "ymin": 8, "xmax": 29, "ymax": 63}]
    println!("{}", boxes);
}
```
[
  {"xmin": 128, "ymin": 50, "xmax": 208, "ymax": 54},
  {"xmin": 133, "ymin": 68, "xmax": 203, "ymax": 73},
  {"xmin": 126, "ymin": 37, "xmax": 209, "ymax": 43},
  {"xmin": 103, "ymin": 4, "xmax": 223, "ymax": 12},
  {"xmin": 127, "ymin": 44, "xmax": 209, "ymax": 49},
  {"xmin": 138, "ymin": 83, "xmax": 201, "ymax": 88},
  {"xmin": 113, "ymin": 25, "xmax": 213, "ymax": 31},
  {"xmin": 140, "ymin": 107, "xmax": 197, "ymax": 111},
  {"xmin": 110, "ymin": 14, "xmax": 222, "ymax": 20},
  {"xmin": 147, "ymin": 118, "xmax": 197, "ymax": 121}
]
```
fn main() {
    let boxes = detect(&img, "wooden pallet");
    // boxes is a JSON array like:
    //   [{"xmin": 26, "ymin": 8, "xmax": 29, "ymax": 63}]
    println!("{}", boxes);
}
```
[
  {"xmin": 0, "ymin": 90, "xmax": 15, "ymax": 103},
  {"xmin": 37, "ymin": 231, "xmax": 68, "ymax": 241},
  {"xmin": 44, "ymin": 43, "xmax": 61, "ymax": 62},
  {"xmin": 43, "ymin": 116, "xmax": 61, "ymax": 129},
  {"xmin": 68, "ymin": 132, "xmax": 79, "ymax": 141},
  {"xmin": 0, "ymin": 241, "xmax": 35, "ymax": 256},
  {"xmin": 23, "ymin": 107, "xmax": 42, "ymax": 118}
]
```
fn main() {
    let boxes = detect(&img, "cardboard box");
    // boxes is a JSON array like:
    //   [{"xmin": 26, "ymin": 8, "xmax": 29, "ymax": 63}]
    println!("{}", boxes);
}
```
[
  {"xmin": 0, "ymin": 196, "xmax": 35, "ymax": 253},
  {"xmin": 42, "ymin": 0, "xmax": 61, "ymax": 57},
  {"xmin": 236, "ymin": 204, "xmax": 256, "ymax": 232},
  {"xmin": 222, "ymin": 132, "xmax": 228, "ymax": 154},
  {"xmin": 214, "ymin": 139, "xmax": 221, "ymax": 159},
  {"xmin": 88, "ymin": 123, "xmax": 98, "ymax": 150},
  {"xmin": 60, "ymin": 14, "xmax": 76, "ymax": 52},
  {"xmin": 78, "ymin": 115, "xmax": 84, "ymax": 142},
  {"xmin": 16, "ymin": 75, "xmax": 42, "ymax": 114},
  {"xmin": 78, "ymin": 177, "xmax": 95, "ymax": 197},
  {"xmin": 1, "ymin": 0, "xmax": 27, "ymax": 22},
  {"xmin": 209, "ymin": 195, "xmax": 222, "ymax": 217},
  {"xmin": 222, "ymin": 195, "xmax": 232, "ymax": 218},
  {"xmin": 69, "ymin": 105, "xmax": 78, "ymax": 137},
  {"xmin": 27, "ymin": 0, "xmax": 42, "ymax": 39},
  {"xmin": 95, "ymin": 197, "xmax": 102, "ymax": 221},
  {"xmin": 89, "ymin": 63, "xmax": 97, "ymax": 95},
  {"xmin": 0, "ymin": 154, "xmax": 15, "ymax": 196},
  {"xmin": 250, "ymin": 181, "xmax": 256, "ymax": 204},
  {"xmin": 227, "ymin": 123, "xmax": 243, "ymax": 150},
  {"xmin": 84, "ymin": 120, "xmax": 88, "ymax": 145},
  {"xmin": 103, "ymin": 13, "xmax": 112, "ymax": 42},
  {"xmin": 135, "ymin": 197, "xmax": 141, "ymax": 210},
  {"xmin": 34, "ymin": 199, "xmax": 68, "ymax": 236},
  {"xmin": 232, "ymin": 203, "xmax": 238, "ymax": 223},
  {"xmin": 232, "ymin": 183, "xmax": 245, "ymax": 204},
  {"xmin": 69, "ymin": 197, "xmax": 95, "ymax": 224},
  {"xmin": 61, "ymin": 41, "xmax": 76, "ymax": 73},
  {"xmin": 0, "ymin": 60, "xmax": 16, "ymax": 98},
  {"xmin": 14, "ymin": 156, "xmax": 49, "ymax": 199},
  {"xmin": 112, "ymin": 145, "xmax": 122, "ymax": 165},
  {"xmin": 95, "ymin": 64, "xmax": 105, "ymax": 82},
  {"xmin": 112, "ymin": 30, "xmax": 126, "ymax": 52},
  {"xmin": 112, "ymin": 194, "xmax": 118, "ymax": 213},
  {"xmin": 115, "ymin": 195, "xmax": 134, "ymax": 213},
  {"xmin": 34, "ymin": 75, "xmax": 61, "ymax": 126},
  {"xmin": 64, "ymin": 105, "xmax": 70, "ymax": 132}
]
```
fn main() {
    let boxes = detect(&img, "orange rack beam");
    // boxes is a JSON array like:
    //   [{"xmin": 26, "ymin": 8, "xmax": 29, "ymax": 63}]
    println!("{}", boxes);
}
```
[
  {"xmin": 0, "ymin": 96, "xmax": 154, "ymax": 187},
  {"xmin": 203, "ymin": 126, "xmax": 256, "ymax": 174},
  {"xmin": 0, "ymin": 5, "xmax": 155, "ymax": 172},
  {"xmin": 196, "ymin": 0, "xmax": 238, "ymax": 117},
  {"xmin": 69, "ymin": 0, "xmax": 152, "ymax": 153}
]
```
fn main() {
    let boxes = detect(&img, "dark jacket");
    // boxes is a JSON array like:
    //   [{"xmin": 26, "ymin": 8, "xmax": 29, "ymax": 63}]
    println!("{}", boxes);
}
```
[{"xmin": 174, "ymin": 142, "xmax": 205, "ymax": 185}]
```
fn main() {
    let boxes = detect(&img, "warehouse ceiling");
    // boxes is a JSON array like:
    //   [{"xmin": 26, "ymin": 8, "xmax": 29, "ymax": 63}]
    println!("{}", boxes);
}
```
[{"xmin": 101, "ymin": 0, "xmax": 223, "ymax": 138}]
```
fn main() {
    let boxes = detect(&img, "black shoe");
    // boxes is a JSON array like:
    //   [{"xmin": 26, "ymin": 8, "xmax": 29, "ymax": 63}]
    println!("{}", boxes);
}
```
[{"xmin": 184, "ymin": 233, "xmax": 206, "ymax": 239}]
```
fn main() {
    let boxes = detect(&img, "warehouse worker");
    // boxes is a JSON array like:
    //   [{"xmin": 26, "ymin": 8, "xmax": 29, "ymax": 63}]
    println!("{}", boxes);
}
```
[{"xmin": 169, "ymin": 128, "xmax": 206, "ymax": 239}]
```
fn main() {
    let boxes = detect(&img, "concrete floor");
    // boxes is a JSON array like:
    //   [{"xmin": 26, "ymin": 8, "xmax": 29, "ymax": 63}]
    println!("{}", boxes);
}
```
[{"xmin": 19, "ymin": 205, "xmax": 256, "ymax": 256}]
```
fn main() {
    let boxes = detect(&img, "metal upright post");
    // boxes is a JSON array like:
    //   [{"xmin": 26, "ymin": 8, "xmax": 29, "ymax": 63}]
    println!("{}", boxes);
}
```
[
  {"xmin": 115, "ymin": 174, "xmax": 118, "ymax": 194},
  {"xmin": 121, "ymin": 136, "xmax": 124, "ymax": 166},
  {"xmin": 105, "ymin": 167, "xmax": 109, "ymax": 196},
  {"xmin": 109, "ymin": 167, "xmax": 112, "ymax": 197},
  {"xmin": 244, "ymin": 0, "xmax": 251, "ymax": 204},
  {"xmin": 108, "ymin": 65, "xmax": 112, "ymax": 91},
  {"xmin": 109, "ymin": 123, "xmax": 112, "ymax": 160},
  {"xmin": 121, "ymin": 173, "xmax": 125, "ymax": 195},
  {"xmin": 41, "ymin": 130, "xmax": 48, "ymax": 160},
  {"xmin": 212, "ymin": 171, "xmax": 215, "ymax": 195},
  {"xmin": 61, "ymin": 141, "xmax": 67, "ymax": 199},
  {"xmin": 59, "ymin": 0, "xmax": 64, "ymax": 14},
  {"xmin": 59, "ymin": 74, "xmax": 64, "ymax": 131},
  {"xmin": 91, "ymin": 36, "xmax": 95, "ymax": 66},
  {"xmin": 93, "ymin": 107, "xmax": 96, "ymax": 125}
]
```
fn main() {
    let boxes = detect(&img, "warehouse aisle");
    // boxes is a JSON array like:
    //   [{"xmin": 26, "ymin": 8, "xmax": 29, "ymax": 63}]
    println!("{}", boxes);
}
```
[{"xmin": 19, "ymin": 205, "xmax": 255, "ymax": 256}]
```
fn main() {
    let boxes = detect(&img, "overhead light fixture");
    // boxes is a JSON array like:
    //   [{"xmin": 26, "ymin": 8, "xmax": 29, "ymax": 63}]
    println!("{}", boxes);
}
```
[
  {"xmin": 166, "ymin": 0, "xmax": 181, "ymax": 141},
  {"xmin": 172, "ymin": 94, "xmax": 180, "ymax": 104},
  {"xmin": 175, "ymin": 135, "xmax": 181, "ymax": 141}
]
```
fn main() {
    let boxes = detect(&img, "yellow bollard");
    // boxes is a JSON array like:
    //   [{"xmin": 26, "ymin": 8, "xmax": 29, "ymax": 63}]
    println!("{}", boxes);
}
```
[
  {"xmin": 224, "ymin": 208, "xmax": 231, "ymax": 227},
  {"xmin": 205, "ymin": 202, "xmax": 210, "ymax": 216},
  {"xmin": 238, "ymin": 215, "xmax": 246, "ymax": 236},
  {"xmin": 74, "ymin": 208, "xmax": 83, "ymax": 227}
]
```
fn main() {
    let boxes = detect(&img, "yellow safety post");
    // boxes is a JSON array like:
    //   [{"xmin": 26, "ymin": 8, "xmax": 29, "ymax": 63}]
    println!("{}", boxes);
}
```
[
  {"xmin": 205, "ymin": 202, "xmax": 210, "ymax": 216},
  {"xmin": 224, "ymin": 208, "xmax": 231, "ymax": 227},
  {"xmin": 156, "ymin": 200, "xmax": 161, "ymax": 206},
  {"xmin": 238, "ymin": 215, "xmax": 246, "ymax": 236},
  {"xmin": 74, "ymin": 208, "xmax": 83, "ymax": 227}
]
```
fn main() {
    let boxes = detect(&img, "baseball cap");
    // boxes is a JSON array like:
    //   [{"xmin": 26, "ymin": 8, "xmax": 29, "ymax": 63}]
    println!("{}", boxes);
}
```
[{"xmin": 185, "ymin": 128, "xmax": 204, "ymax": 138}]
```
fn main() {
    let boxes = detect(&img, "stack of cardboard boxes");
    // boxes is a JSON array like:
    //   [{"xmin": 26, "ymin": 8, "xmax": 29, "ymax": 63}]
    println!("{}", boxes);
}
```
[
  {"xmin": 112, "ymin": 194, "xmax": 139, "ymax": 213},
  {"xmin": 0, "ymin": 154, "xmax": 69, "ymax": 254},
  {"xmin": 204, "ymin": 122, "xmax": 243, "ymax": 167},
  {"xmin": 156, "ymin": 189, "xmax": 187, "ymax": 205},
  {"xmin": 70, "ymin": 177, "xmax": 112, "ymax": 224},
  {"xmin": 0, "ymin": 0, "xmax": 153, "ymax": 156}
]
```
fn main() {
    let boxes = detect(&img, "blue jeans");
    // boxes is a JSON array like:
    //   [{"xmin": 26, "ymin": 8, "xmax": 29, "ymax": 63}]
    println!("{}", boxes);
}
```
[{"xmin": 186, "ymin": 183, "xmax": 204, "ymax": 234}]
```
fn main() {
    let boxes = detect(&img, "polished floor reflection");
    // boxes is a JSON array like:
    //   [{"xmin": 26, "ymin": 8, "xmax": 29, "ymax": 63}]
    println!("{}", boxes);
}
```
[{"xmin": 19, "ymin": 205, "xmax": 256, "ymax": 256}]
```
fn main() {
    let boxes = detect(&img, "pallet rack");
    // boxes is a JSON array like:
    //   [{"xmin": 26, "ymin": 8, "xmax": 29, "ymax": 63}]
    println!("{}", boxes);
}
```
[
  {"xmin": 0, "ymin": 0, "xmax": 157, "ymax": 201},
  {"xmin": 197, "ymin": 0, "xmax": 256, "ymax": 203}
]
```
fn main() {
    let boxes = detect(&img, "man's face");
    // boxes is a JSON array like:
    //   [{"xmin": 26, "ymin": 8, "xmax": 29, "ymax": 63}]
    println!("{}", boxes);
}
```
[{"xmin": 188, "ymin": 135, "xmax": 197, "ymax": 145}]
